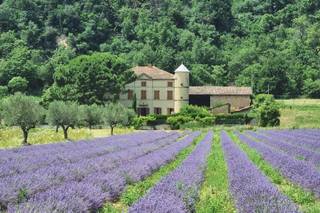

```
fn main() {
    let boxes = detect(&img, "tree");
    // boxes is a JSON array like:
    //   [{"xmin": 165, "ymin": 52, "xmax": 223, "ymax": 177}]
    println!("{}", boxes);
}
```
[
  {"xmin": 80, "ymin": 104, "xmax": 103, "ymax": 129},
  {"xmin": 0, "ymin": 93, "xmax": 44, "ymax": 145},
  {"xmin": 303, "ymin": 79, "xmax": 320, "ymax": 98},
  {"xmin": 7, "ymin": 77, "xmax": 28, "ymax": 94},
  {"xmin": 0, "ymin": 86, "xmax": 8, "ymax": 98},
  {"xmin": 103, "ymin": 102, "xmax": 134, "ymax": 135},
  {"xmin": 47, "ymin": 101, "xmax": 79, "ymax": 139},
  {"xmin": 45, "ymin": 52, "xmax": 135, "ymax": 104}
]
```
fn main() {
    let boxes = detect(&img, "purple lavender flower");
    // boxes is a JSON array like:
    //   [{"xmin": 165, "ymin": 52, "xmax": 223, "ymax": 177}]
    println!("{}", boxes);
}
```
[
  {"xmin": 3, "ymin": 132, "xmax": 200, "ymax": 212},
  {"xmin": 222, "ymin": 131, "xmax": 299, "ymax": 213},
  {"xmin": 246, "ymin": 131, "xmax": 320, "ymax": 168},
  {"xmin": 260, "ymin": 129, "xmax": 320, "ymax": 151},
  {"xmin": 236, "ymin": 132, "xmax": 320, "ymax": 198},
  {"xmin": 129, "ymin": 131, "xmax": 212, "ymax": 213}
]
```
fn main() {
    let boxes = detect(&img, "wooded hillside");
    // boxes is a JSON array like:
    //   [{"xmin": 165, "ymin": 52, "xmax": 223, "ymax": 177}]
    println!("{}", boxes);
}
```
[{"xmin": 1, "ymin": 0, "xmax": 320, "ymax": 100}]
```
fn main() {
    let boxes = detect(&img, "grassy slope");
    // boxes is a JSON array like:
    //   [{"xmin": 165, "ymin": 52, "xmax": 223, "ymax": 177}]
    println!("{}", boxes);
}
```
[
  {"xmin": 100, "ymin": 132, "xmax": 205, "ymax": 212},
  {"xmin": 229, "ymin": 131, "xmax": 320, "ymax": 212},
  {"xmin": 277, "ymin": 99, "xmax": 320, "ymax": 128},
  {"xmin": 196, "ymin": 132, "xmax": 236, "ymax": 213},
  {"xmin": 0, "ymin": 127, "xmax": 134, "ymax": 149}
]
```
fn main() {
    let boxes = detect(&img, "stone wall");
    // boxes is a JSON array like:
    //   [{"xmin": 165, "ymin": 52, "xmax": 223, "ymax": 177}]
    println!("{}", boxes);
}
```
[{"xmin": 210, "ymin": 95, "xmax": 251, "ymax": 112}]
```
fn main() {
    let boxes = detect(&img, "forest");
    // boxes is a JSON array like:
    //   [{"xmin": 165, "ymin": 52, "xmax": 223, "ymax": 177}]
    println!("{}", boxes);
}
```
[{"xmin": 0, "ymin": 0, "xmax": 320, "ymax": 104}]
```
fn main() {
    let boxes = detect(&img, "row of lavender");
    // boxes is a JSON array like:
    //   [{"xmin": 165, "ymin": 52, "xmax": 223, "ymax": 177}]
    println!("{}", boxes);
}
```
[
  {"xmin": 0, "ymin": 132, "xmax": 181, "ymax": 186},
  {"xmin": 237, "ymin": 131, "xmax": 320, "ymax": 198},
  {"xmin": 246, "ymin": 130, "xmax": 320, "ymax": 168},
  {"xmin": 0, "ymin": 131, "xmax": 199, "ymax": 212},
  {"xmin": 0, "ymin": 131, "xmax": 177, "ymax": 177},
  {"xmin": 1, "ymin": 131, "xmax": 178, "ymax": 210},
  {"xmin": 221, "ymin": 132, "xmax": 299, "ymax": 212},
  {"xmin": 129, "ymin": 131, "xmax": 213, "ymax": 213},
  {"xmin": 261, "ymin": 129, "xmax": 320, "ymax": 151}
]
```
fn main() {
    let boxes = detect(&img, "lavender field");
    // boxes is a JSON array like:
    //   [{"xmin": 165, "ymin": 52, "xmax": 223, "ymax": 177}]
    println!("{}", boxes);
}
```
[{"xmin": 1, "ymin": 129, "xmax": 320, "ymax": 212}]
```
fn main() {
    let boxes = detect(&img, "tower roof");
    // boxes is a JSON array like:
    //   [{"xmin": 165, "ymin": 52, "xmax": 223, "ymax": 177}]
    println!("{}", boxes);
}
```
[{"xmin": 175, "ymin": 64, "xmax": 190, "ymax": 73}]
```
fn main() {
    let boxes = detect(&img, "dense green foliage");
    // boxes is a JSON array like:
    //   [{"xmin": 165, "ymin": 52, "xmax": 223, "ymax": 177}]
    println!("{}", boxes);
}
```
[
  {"xmin": 0, "ymin": 93, "xmax": 44, "ymax": 144},
  {"xmin": 253, "ymin": 94, "xmax": 280, "ymax": 127},
  {"xmin": 42, "ymin": 52, "xmax": 135, "ymax": 105},
  {"xmin": 167, "ymin": 105, "xmax": 215, "ymax": 129},
  {"xmin": 1, "ymin": 0, "xmax": 320, "ymax": 98},
  {"xmin": 215, "ymin": 113, "xmax": 253, "ymax": 125}
]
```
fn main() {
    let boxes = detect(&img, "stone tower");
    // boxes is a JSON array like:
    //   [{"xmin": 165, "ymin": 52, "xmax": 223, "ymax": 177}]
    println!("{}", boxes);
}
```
[{"xmin": 174, "ymin": 64, "xmax": 190, "ymax": 113}]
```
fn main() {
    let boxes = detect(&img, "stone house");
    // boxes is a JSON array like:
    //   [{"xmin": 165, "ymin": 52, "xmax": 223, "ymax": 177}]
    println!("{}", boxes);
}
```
[{"xmin": 119, "ymin": 64, "xmax": 252, "ymax": 116}]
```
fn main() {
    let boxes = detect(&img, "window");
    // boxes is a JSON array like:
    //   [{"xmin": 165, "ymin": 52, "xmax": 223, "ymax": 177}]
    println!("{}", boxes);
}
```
[
  {"xmin": 154, "ymin": 90, "xmax": 160, "ymax": 100},
  {"xmin": 167, "ymin": 81, "xmax": 173, "ymax": 87},
  {"xmin": 167, "ymin": 108, "xmax": 174, "ymax": 115},
  {"xmin": 141, "ymin": 90, "xmax": 147, "ymax": 100},
  {"xmin": 167, "ymin": 90, "xmax": 173, "ymax": 100},
  {"xmin": 127, "ymin": 90, "xmax": 133, "ymax": 100},
  {"xmin": 154, "ymin": 107, "xmax": 162, "ymax": 115},
  {"xmin": 141, "ymin": 81, "xmax": 147, "ymax": 87}
]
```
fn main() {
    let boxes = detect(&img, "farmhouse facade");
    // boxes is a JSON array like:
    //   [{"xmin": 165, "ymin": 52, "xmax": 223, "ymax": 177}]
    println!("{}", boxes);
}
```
[{"xmin": 119, "ymin": 64, "xmax": 252, "ymax": 116}]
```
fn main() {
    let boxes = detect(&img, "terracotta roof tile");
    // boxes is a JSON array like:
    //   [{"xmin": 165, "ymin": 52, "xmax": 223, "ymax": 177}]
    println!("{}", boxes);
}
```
[
  {"xmin": 131, "ymin": 66, "xmax": 174, "ymax": 80},
  {"xmin": 189, "ymin": 86, "xmax": 252, "ymax": 96}
]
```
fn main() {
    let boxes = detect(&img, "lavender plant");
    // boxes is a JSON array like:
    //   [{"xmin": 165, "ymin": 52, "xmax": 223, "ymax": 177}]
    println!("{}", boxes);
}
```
[
  {"xmin": 129, "ymin": 131, "xmax": 212, "ymax": 213},
  {"xmin": 221, "ymin": 131, "xmax": 299, "ymax": 213},
  {"xmin": 236, "ymin": 132, "xmax": 320, "ymax": 199},
  {"xmin": 261, "ymin": 129, "xmax": 320, "ymax": 151},
  {"xmin": 3, "ymin": 132, "xmax": 200, "ymax": 212},
  {"xmin": 246, "ymin": 131, "xmax": 320, "ymax": 167}
]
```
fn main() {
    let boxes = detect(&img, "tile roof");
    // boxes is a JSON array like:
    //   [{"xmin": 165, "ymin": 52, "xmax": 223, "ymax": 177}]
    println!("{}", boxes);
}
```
[
  {"xmin": 189, "ymin": 86, "xmax": 252, "ymax": 96},
  {"xmin": 131, "ymin": 66, "xmax": 174, "ymax": 80}
]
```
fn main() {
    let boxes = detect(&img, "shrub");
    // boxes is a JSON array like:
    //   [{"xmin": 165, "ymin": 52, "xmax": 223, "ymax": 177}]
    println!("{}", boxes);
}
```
[
  {"xmin": 132, "ymin": 115, "xmax": 156, "ymax": 129},
  {"xmin": 8, "ymin": 77, "xmax": 28, "ymax": 94},
  {"xmin": 215, "ymin": 113, "xmax": 253, "ymax": 125},
  {"xmin": 167, "ymin": 105, "xmax": 215, "ymax": 129},
  {"xmin": 167, "ymin": 115, "xmax": 193, "ymax": 130},
  {"xmin": 180, "ymin": 105, "xmax": 212, "ymax": 119},
  {"xmin": 252, "ymin": 94, "xmax": 280, "ymax": 127}
]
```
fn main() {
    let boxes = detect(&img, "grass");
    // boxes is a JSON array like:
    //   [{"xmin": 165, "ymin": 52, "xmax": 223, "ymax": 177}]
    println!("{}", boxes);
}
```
[
  {"xmin": 196, "ymin": 131, "xmax": 236, "ymax": 213},
  {"xmin": 0, "ymin": 127, "xmax": 134, "ymax": 149},
  {"xmin": 277, "ymin": 99, "xmax": 320, "ymax": 129},
  {"xmin": 229, "ymin": 131, "xmax": 320, "ymax": 212},
  {"xmin": 100, "ymin": 131, "xmax": 206, "ymax": 212}
]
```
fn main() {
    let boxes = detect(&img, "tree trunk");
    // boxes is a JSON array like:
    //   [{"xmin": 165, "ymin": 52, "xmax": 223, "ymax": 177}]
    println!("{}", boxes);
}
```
[
  {"xmin": 61, "ymin": 125, "xmax": 68, "ymax": 139},
  {"xmin": 55, "ymin": 125, "xmax": 59, "ymax": 133},
  {"xmin": 110, "ymin": 125, "xmax": 114, "ymax": 135},
  {"xmin": 22, "ymin": 128, "xmax": 29, "ymax": 146}
]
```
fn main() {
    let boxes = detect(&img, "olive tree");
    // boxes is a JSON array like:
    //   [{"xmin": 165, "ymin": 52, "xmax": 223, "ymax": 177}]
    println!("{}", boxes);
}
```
[
  {"xmin": 103, "ymin": 102, "xmax": 134, "ymax": 135},
  {"xmin": 80, "ymin": 104, "xmax": 103, "ymax": 129},
  {"xmin": 1, "ymin": 93, "xmax": 44, "ymax": 145},
  {"xmin": 47, "ymin": 101, "xmax": 79, "ymax": 139}
]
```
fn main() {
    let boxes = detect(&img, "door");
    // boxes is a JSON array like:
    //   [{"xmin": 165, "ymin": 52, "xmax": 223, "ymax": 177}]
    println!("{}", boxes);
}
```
[{"xmin": 138, "ymin": 107, "xmax": 149, "ymax": 116}]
